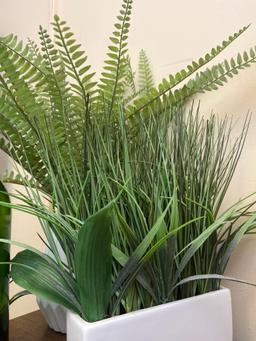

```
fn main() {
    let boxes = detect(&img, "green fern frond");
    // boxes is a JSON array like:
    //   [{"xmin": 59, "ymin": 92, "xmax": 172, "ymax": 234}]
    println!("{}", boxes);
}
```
[
  {"xmin": 0, "ymin": 33, "xmax": 69, "ymax": 177},
  {"xmin": 38, "ymin": 26, "xmax": 70, "ymax": 141},
  {"xmin": 0, "ymin": 43, "xmax": 45, "ymax": 131},
  {"xmin": 124, "ymin": 52, "xmax": 256, "ymax": 131},
  {"xmin": 0, "ymin": 7, "xmax": 254, "ymax": 197},
  {"xmin": 27, "ymin": 38, "xmax": 42, "ymax": 61},
  {"xmin": 0, "ymin": 112, "xmax": 47, "ymax": 190},
  {"xmin": 1, "ymin": 171, "xmax": 40, "ymax": 189},
  {"xmin": 187, "ymin": 50, "xmax": 256, "ymax": 94},
  {"xmin": 99, "ymin": 0, "xmax": 133, "ymax": 114},
  {"xmin": 0, "ymin": 31, "xmax": 85, "ymax": 190},
  {"xmin": 0, "ymin": 34, "xmax": 46, "ymax": 81},
  {"xmin": 0, "ymin": 34, "xmax": 49, "ymax": 124},
  {"xmin": 38, "ymin": 25, "xmax": 65, "ymax": 85},
  {"xmin": 52, "ymin": 15, "xmax": 96, "ymax": 103},
  {"xmin": 132, "ymin": 47, "xmax": 256, "ymax": 121},
  {"xmin": 138, "ymin": 49, "xmax": 154, "ymax": 94},
  {"xmin": 127, "ymin": 25, "xmax": 250, "ymax": 118},
  {"xmin": 124, "ymin": 55, "xmax": 136, "ymax": 96}
]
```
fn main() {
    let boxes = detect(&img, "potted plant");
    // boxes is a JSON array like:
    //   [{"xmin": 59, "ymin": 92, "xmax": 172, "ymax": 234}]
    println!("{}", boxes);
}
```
[
  {"xmin": 1, "ymin": 107, "xmax": 256, "ymax": 341},
  {"xmin": 0, "ymin": 1, "xmax": 256, "ymax": 340}
]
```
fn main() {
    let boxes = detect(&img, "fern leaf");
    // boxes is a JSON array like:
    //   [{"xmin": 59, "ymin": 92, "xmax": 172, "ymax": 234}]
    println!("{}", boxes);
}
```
[
  {"xmin": 0, "ymin": 112, "xmax": 48, "ymax": 190},
  {"xmin": 27, "ymin": 38, "xmax": 42, "ymax": 61},
  {"xmin": 1, "ymin": 171, "xmax": 40, "ymax": 189},
  {"xmin": 128, "ymin": 25, "xmax": 250, "ymax": 117},
  {"xmin": 0, "ymin": 42, "xmax": 45, "ymax": 130},
  {"xmin": 138, "ymin": 49, "xmax": 154, "ymax": 94},
  {"xmin": 99, "ymin": 0, "xmax": 133, "ymax": 114},
  {"xmin": 124, "ymin": 55, "xmax": 136, "ymax": 96},
  {"xmin": 186, "ymin": 49, "xmax": 256, "ymax": 95},
  {"xmin": 0, "ymin": 34, "xmax": 46, "ymax": 81},
  {"xmin": 52, "ymin": 15, "xmax": 96, "ymax": 103},
  {"xmin": 126, "ymin": 44, "xmax": 256, "ymax": 127}
]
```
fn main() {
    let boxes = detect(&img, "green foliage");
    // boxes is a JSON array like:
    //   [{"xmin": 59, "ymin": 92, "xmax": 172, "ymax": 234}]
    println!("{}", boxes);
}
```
[
  {"xmin": 126, "ymin": 26, "xmax": 253, "ymax": 120},
  {"xmin": 123, "ymin": 55, "xmax": 136, "ymax": 97},
  {"xmin": 0, "ymin": 0, "xmax": 256, "ymax": 324},
  {"xmin": 99, "ymin": 0, "xmax": 133, "ymax": 114},
  {"xmin": 138, "ymin": 49, "xmax": 155, "ymax": 94},
  {"xmin": 0, "ymin": 105, "xmax": 255, "ymax": 321},
  {"xmin": 0, "ymin": 181, "xmax": 11, "ymax": 339},
  {"xmin": 74, "ymin": 203, "xmax": 113, "ymax": 322},
  {"xmin": 11, "ymin": 250, "xmax": 81, "ymax": 314},
  {"xmin": 0, "ymin": 182, "xmax": 11, "ymax": 243},
  {"xmin": 1, "ymin": 171, "xmax": 37, "ymax": 188},
  {"xmin": 185, "ymin": 50, "xmax": 256, "ymax": 96},
  {"xmin": 0, "ymin": 181, "xmax": 11, "ymax": 277},
  {"xmin": 52, "ymin": 15, "xmax": 96, "ymax": 101},
  {"xmin": 0, "ymin": 5, "xmax": 254, "ymax": 191}
]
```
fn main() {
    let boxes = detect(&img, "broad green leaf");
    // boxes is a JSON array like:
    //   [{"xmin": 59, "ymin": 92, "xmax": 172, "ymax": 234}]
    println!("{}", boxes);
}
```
[
  {"xmin": 11, "ymin": 250, "xmax": 81, "ymax": 314},
  {"xmin": 74, "ymin": 203, "xmax": 113, "ymax": 322}
]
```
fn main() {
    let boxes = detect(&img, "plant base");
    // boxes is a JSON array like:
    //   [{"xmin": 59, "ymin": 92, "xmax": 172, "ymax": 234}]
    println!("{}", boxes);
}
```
[{"xmin": 67, "ymin": 288, "xmax": 232, "ymax": 341}]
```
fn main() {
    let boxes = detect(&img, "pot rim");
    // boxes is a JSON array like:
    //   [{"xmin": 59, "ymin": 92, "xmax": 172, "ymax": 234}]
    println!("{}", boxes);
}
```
[{"xmin": 68, "ymin": 287, "xmax": 230, "ymax": 328}]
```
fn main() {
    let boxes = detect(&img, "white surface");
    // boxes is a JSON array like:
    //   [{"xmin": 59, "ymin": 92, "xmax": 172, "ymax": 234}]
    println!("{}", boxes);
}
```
[
  {"xmin": 37, "ymin": 298, "xmax": 67, "ymax": 333},
  {"xmin": 67, "ymin": 289, "xmax": 232, "ymax": 341},
  {"xmin": 37, "ymin": 242, "xmax": 67, "ymax": 333}
]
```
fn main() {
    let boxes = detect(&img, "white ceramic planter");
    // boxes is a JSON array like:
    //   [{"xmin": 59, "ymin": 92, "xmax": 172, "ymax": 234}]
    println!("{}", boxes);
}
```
[
  {"xmin": 37, "ymin": 298, "xmax": 67, "ymax": 333},
  {"xmin": 37, "ymin": 240, "xmax": 67, "ymax": 333},
  {"xmin": 67, "ymin": 288, "xmax": 232, "ymax": 341}
]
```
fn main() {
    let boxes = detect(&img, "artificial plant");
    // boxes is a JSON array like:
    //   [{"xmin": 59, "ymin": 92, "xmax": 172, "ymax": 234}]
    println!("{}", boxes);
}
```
[
  {"xmin": 0, "ymin": 1, "xmax": 255, "ymax": 190},
  {"xmin": 0, "ymin": 0, "xmax": 255, "ymax": 323},
  {"xmin": 0, "ymin": 105, "xmax": 256, "ymax": 321}
]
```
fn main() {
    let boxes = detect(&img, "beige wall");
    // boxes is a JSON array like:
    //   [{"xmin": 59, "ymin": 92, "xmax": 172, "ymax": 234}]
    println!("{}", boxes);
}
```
[{"xmin": 1, "ymin": 0, "xmax": 256, "ymax": 339}]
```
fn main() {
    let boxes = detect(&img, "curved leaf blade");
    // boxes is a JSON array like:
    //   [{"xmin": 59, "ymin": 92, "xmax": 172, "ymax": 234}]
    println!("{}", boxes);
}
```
[
  {"xmin": 74, "ymin": 203, "xmax": 113, "ymax": 322},
  {"xmin": 11, "ymin": 250, "xmax": 81, "ymax": 314}
]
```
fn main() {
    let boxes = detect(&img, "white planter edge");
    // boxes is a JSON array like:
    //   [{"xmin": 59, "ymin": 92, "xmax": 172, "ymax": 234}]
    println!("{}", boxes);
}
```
[{"xmin": 67, "ymin": 287, "xmax": 232, "ymax": 341}]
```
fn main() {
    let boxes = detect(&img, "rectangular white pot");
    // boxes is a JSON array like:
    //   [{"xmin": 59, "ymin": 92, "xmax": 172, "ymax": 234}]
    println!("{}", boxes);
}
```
[{"xmin": 67, "ymin": 288, "xmax": 232, "ymax": 341}]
